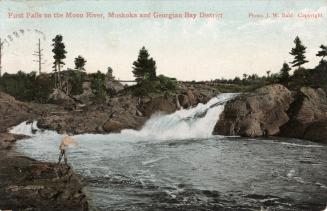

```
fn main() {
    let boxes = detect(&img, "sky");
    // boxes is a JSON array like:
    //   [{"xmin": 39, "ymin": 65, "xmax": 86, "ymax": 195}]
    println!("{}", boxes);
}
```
[{"xmin": 0, "ymin": 0, "xmax": 327, "ymax": 81}]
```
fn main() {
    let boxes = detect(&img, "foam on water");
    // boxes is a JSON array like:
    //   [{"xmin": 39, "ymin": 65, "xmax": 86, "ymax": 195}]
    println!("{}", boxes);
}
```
[{"xmin": 10, "ymin": 93, "xmax": 237, "ymax": 142}]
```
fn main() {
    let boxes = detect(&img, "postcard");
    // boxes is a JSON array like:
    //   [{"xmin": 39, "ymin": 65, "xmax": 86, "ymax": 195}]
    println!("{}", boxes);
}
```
[{"xmin": 0, "ymin": 0, "xmax": 326, "ymax": 210}]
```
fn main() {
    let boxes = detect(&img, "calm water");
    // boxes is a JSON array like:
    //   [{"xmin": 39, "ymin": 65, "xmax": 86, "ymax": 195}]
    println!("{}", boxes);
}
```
[{"xmin": 11, "ymin": 94, "xmax": 327, "ymax": 211}]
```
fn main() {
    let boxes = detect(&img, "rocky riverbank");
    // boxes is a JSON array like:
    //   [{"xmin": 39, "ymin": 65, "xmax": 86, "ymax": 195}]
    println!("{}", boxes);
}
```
[
  {"xmin": 213, "ymin": 84, "xmax": 327, "ymax": 144},
  {"xmin": 0, "ymin": 92, "xmax": 88, "ymax": 210},
  {"xmin": 37, "ymin": 82, "xmax": 219, "ymax": 134},
  {"xmin": 0, "ymin": 82, "xmax": 218, "ymax": 209},
  {"xmin": 1, "ymin": 80, "xmax": 326, "ymax": 209}
]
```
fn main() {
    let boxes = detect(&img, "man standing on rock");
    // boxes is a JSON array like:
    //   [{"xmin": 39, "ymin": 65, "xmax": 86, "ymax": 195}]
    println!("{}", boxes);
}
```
[{"xmin": 58, "ymin": 132, "xmax": 76, "ymax": 165}]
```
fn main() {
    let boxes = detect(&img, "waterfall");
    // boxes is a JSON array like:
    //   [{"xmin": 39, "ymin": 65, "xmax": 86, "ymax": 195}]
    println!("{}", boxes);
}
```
[
  {"xmin": 121, "ymin": 93, "xmax": 237, "ymax": 140},
  {"xmin": 10, "ymin": 93, "xmax": 237, "ymax": 141}
]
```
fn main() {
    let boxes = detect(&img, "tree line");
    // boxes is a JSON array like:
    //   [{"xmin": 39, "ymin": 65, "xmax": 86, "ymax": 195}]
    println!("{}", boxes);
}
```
[
  {"xmin": 0, "ymin": 35, "xmax": 326, "ymax": 102},
  {"xmin": 214, "ymin": 36, "xmax": 327, "ymax": 91}
]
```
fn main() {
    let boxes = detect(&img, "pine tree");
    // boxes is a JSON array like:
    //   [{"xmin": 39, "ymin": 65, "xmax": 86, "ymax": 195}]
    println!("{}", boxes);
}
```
[
  {"xmin": 289, "ymin": 36, "xmax": 308, "ymax": 69},
  {"xmin": 279, "ymin": 62, "xmax": 291, "ymax": 83},
  {"xmin": 132, "ymin": 46, "xmax": 157, "ymax": 83},
  {"xmin": 52, "ymin": 35, "xmax": 67, "ymax": 88},
  {"xmin": 74, "ymin": 55, "xmax": 87, "ymax": 71},
  {"xmin": 316, "ymin": 44, "xmax": 327, "ymax": 62}
]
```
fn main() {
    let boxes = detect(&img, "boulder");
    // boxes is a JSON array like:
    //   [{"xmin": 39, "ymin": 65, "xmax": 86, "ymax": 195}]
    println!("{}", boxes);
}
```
[
  {"xmin": 280, "ymin": 87, "xmax": 327, "ymax": 140},
  {"xmin": 105, "ymin": 80, "xmax": 125, "ymax": 95},
  {"xmin": 178, "ymin": 94, "xmax": 191, "ymax": 108},
  {"xmin": 103, "ymin": 119, "xmax": 124, "ymax": 133},
  {"xmin": 48, "ymin": 89, "xmax": 75, "ymax": 106},
  {"xmin": 303, "ymin": 119, "xmax": 327, "ymax": 144},
  {"xmin": 142, "ymin": 96, "xmax": 176, "ymax": 117},
  {"xmin": 213, "ymin": 84, "xmax": 293, "ymax": 137},
  {"xmin": 0, "ymin": 92, "xmax": 34, "ymax": 132},
  {"xmin": 73, "ymin": 82, "xmax": 95, "ymax": 105}
]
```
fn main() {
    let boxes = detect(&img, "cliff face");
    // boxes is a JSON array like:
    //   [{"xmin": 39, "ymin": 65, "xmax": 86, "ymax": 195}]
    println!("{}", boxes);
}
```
[{"xmin": 213, "ymin": 85, "xmax": 327, "ymax": 143}]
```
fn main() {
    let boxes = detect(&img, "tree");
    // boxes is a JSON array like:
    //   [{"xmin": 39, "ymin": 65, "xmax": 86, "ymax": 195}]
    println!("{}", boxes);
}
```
[
  {"xmin": 132, "ymin": 46, "xmax": 157, "ymax": 83},
  {"xmin": 279, "ymin": 62, "xmax": 291, "ymax": 83},
  {"xmin": 242, "ymin": 73, "xmax": 248, "ymax": 80},
  {"xmin": 91, "ymin": 71, "xmax": 106, "ymax": 101},
  {"xmin": 74, "ymin": 55, "xmax": 87, "ymax": 71},
  {"xmin": 266, "ymin": 70, "xmax": 271, "ymax": 78},
  {"xmin": 106, "ymin": 66, "xmax": 114, "ymax": 80},
  {"xmin": 316, "ymin": 44, "xmax": 327, "ymax": 62},
  {"xmin": 52, "ymin": 35, "xmax": 67, "ymax": 88},
  {"xmin": 289, "ymin": 36, "xmax": 308, "ymax": 69}
]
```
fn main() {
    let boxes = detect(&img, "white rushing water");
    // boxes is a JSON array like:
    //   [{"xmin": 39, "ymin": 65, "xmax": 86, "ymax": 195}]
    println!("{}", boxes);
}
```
[
  {"xmin": 10, "ymin": 93, "xmax": 237, "ymax": 142},
  {"xmin": 121, "ymin": 93, "xmax": 238, "ymax": 140}
]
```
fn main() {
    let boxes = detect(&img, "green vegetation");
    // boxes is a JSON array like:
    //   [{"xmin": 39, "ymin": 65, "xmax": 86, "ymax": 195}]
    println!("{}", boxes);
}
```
[
  {"xmin": 289, "ymin": 36, "xmax": 308, "ymax": 69},
  {"xmin": 0, "ymin": 71, "xmax": 54, "ymax": 103},
  {"xmin": 132, "ymin": 46, "xmax": 157, "ymax": 83},
  {"xmin": 74, "ymin": 56, "xmax": 87, "ymax": 71},
  {"xmin": 90, "ymin": 71, "xmax": 107, "ymax": 102},
  {"xmin": 316, "ymin": 45, "xmax": 327, "ymax": 62},
  {"xmin": 278, "ymin": 62, "xmax": 291, "ymax": 84},
  {"xmin": 131, "ymin": 47, "xmax": 177, "ymax": 96},
  {"xmin": 0, "ymin": 35, "xmax": 326, "ymax": 102},
  {"xmin": 52, "ymin": 35, "xmax": 67, "ymax": 88}
]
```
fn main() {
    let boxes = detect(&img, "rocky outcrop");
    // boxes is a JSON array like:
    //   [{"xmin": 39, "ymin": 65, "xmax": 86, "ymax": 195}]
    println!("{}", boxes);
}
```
[
  {"xmin": 48, "ymin": 88, "xmax": 76, "ymax": 107},
  {"xmin": 140, "ymin": 96, "xmax": 177, "ymax": 117},
  {"xmin": 0, "ymin": 91, "xmax": 89, "ymax": 210},
  {"xmin": 280, "ymin": 87, "xmax": 327, "ymax": 142},
  {"xmin": 105, "ymin": 80, "xmax": 125, "ymax": 95},
  {"xmin": 73, "ymin": 82, "xmax": 95, "ymax": 105},
  {"xmin": 103, "ymin": 119, "xmax": 124, "ymax": 133},
  {"xmin": 0, "ymin": 133, "xmax": 29, "ymax": 149},
  {"xmin": 38, "ymin": 95, "xmax": 146, "ymax": 134},
  {"xmin": 0, "ymin": 92, "xmax": 34, "ymax": 132},
  {"xmin": 303, "ymin": 119, "xmax": 327, "ymax": 144},
  {"xmin": 38, "ymin": 86, "xmax": 215, "ymax": 135},
  {"xmin": 213, "ymin": 84, "xmax": 293, "ymax": 137},
  {"xmin": 213, "ymin": 84, "xmax": 327, "ymax": 143},
  {"xmin": 0, "ymin": 158, "xmax": 88, "ymax": 210}
]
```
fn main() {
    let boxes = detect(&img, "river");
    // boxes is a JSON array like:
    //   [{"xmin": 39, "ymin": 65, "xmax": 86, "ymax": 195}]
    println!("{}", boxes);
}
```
[{"xmin": 11, "ymin": 93, "xmax": 327, "ymax": 211}]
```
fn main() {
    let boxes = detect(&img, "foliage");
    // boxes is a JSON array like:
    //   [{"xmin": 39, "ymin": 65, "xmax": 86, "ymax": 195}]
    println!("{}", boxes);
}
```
[
  {"xmin": 288, "ymin": 67, "xmax": 310, "ymax": 90},
  {"xmin": 157, "ymin": 75, "xmax": 177, "ymax": 91},
  {"xmin": 289, "ymin": 36, "xmax": 308, "ymax": 69},
  {"xmin": 132, "ymin": 46, "xmax": 157, "ymax": 83},
  {"xmin": 90, "ymin": 71, "xmax": 107, "ymax": 102},
  {"xmin": 74, "ymin": 55, "xmax": 87, "ymax": 71},
  {"xmin": 316, "ymin": 45, "xmax": 327, "ymax": 61},
  {"xmin": 0, "ymin": 71, "xmax": 54, "ymax": 103},
  {"xmin": 68, "ymin": 70, "xmax": 85, "ymax": 95},
  {"xmin": 131, "ymin": 75, "xmax": 177, "ymax": 96},
  {"xmin": 278, "ymin": 62, "xmax": 291, "ymax": 84},
  {"xmin": 52, "ymin": 34, "xmax": 67, "ymax": 88}
]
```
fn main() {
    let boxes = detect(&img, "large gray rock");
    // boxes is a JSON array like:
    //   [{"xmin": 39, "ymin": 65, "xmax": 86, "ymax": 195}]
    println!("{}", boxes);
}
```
[
  {"xmin": 303, "ymin": 119, "xmax": 327, "ymax": 144},
  {"xmin": 140, "ymin": 96, "xmax": 177, "ymax": 117},
  {"xmin": 48, "ymin": 89, "xmax": 75, "ymax": 106},
  {"xmin": 213, "ymin": 84, "xmax": 293, "ymax": 137},
  {"xmin": 280, "ymin": 87, "xmax": 327, "ymax": 142},
  {"xmin": 103, "ymin": 119, "xmax": 124, "ymax": 133},
  {"xmin": 105, "ymin": 80, "xmax": 125, "ymax": 95},
  {"xmin": 73, "ymin": 82, "xmax": 95, "ymax": 105},
  {"xmin": 0, "ymin": 92, "xmax": 34, "ymax": 132}
]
